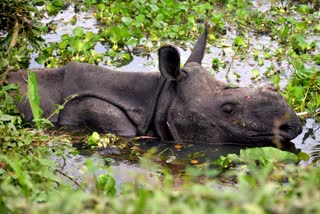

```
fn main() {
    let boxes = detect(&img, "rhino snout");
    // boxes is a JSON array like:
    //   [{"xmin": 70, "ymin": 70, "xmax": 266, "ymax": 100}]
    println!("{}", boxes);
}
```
[
  {"xmin": 280, "ymin": 108, "xmax": 303, "ymax": 138},
  {"xmin": 246, "ymin": 89, "xmax": 303, "ymax": 142}
]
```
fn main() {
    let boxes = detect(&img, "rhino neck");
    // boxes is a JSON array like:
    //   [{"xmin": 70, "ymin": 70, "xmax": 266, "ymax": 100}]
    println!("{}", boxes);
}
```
[
  {"xmin": 62, "ymin": 62, "xmax": 163, "ymax": 135},
  {"xmin": 151, "ymin": 80, "xmax": 177, "ymax": 140}
]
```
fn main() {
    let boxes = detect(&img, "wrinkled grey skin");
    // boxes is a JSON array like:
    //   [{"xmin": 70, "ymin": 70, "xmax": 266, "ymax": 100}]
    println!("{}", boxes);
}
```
[{"xmin": 8, "ymin": 23, "xmax": 302, "ymax": 145}]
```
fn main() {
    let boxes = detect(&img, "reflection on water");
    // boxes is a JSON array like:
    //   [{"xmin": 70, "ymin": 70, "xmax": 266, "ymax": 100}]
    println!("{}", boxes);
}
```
[
  {"xmin": 135, "ymin": 139, "xmax": 300, "ymax": 164},
  {"xmin": 52, "ymin": 127, "xmax": 318, "ymax": 188}
]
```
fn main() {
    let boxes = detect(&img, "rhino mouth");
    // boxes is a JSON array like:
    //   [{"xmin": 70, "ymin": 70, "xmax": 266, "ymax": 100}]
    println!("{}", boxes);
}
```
[
  {"xmin": 245, "ymin": 130, "xmax": 295, "ymax": 145},
  {"xmin": 269, "ymin": 132, "xmax": 294, "ymax": 143}
]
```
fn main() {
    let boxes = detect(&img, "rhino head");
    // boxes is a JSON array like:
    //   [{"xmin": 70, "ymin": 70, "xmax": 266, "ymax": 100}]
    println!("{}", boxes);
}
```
[{"xmin": 156, "ymin": 23, "xmax": 302, "ymax": 145}]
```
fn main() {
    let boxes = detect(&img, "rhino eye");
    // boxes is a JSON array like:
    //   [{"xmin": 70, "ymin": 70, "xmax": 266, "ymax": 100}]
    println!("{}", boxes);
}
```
[{"xmin": 221, "ymin": 104, "xmax": 235, "ymax": 115}]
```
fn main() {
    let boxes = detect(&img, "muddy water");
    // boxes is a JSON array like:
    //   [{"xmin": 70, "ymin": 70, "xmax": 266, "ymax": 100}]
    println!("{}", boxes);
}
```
[{"xmin": 30, "ymin": 4, "xmax": 319, "ymax": 185}]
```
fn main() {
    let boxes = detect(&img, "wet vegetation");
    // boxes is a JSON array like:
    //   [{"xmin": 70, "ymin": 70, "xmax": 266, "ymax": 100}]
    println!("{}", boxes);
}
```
[{"xmin": 0, "ymin": 0, "xmax": 320, "ymax": 213}]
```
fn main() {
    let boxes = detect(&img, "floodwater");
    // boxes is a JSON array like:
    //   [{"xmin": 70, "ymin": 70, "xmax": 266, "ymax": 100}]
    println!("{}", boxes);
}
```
[{"xmin": 29, "ymin": 3, "xmax": 319, "ymax": 185}]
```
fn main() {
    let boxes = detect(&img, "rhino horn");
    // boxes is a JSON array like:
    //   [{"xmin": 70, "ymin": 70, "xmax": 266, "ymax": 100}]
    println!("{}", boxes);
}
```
[{"xmin": 185, "ymin": 21, "xmax": 208, "ymax": 65}]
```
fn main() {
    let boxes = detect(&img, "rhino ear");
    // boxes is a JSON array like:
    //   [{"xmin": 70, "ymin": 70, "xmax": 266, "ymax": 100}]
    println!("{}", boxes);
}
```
[{"xmin": 158, "ymin": 46, "xmax": 182, "ymax": 81}]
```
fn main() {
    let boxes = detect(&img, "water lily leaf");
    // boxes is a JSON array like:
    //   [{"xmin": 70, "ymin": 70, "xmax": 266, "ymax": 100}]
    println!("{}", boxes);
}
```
[
  {"xmin": 83, "ymin": 42, "xmax": 91, "ymax": 51},
  {"xmin": 33, "ymin": 0, "xmax": 45, "ymax": 6},
  {"xmin": 298, "ymin": 152, "xmax": 310, "ymax": 161},
  {"xmin": 71, "ymin": 39, "xmax": 84, "ymax": 52},
  {"xmin": 85, "ymin": 32, "xmax": 94, "ymax": 42},
  {"xmin": 121, "ymin": 17, "xmax": 132, "ymax": 26},
  {"xmin": 61, "ymin": 34, "xmax": 70, "ymax": 41},
  {"xmin": 271, "ymin": 74, "xmax": 280, "ymax": 88},
  {"xmin": 252, "ymin": 69, "xmax": 260, "ymax": 76},
  {"xmin": 58, "ymin": 40, "xmax": 68, "ymax": 49},
  {"xmin": 297, "ymin": 5, "xmax": 312, "ymax": 14},
  {"xmin": 97, "ymin": 3, "xmax": 106, "ymax": 11},
  {"xmin": 52, "ymin": 0, "xmax": 64, "ymax": 7},
  {"xmin": 226, "ymin": 83, "xmax": 239, "ymax": 89},
  {"xmin": 35, "ymin": 55, "xmax": 46, "ymax": 65},
  {"xmin": 96, "ymin": 174, "xmax": 116, "ymax": 196},
  {"xmin": 239, "ymin": 147, "xmax": 299, "ymax": 163},
  {"xmin": 73, "ymin": 27, "xmax": 85, "ymax": 38},
  {"xmin": 234, "ymin": 36, "xmax": 246, "ymax": 47},
  {"xmin": 46, "ymin": 4, "xmax": 58, "ymax": 15},
  {"xmin": 87, "ymin": 132, "xmax": 100, "ymax": 146},
  {"xmin": 136, "ymin": 14, "xmax": 146, "ymax": 23},
  {"xmin": 124, "ymin": 53, "xmax": 131, "ymax": 60},
  {"xmin": 149, "ymin": 4, "xmax": 159, "ymax": 12},
  {"xmin": 313, "ymin": 54, "xmax": 320, "ymax": 65},
  {"xmin": 291, "ymin": 34, "xmax": 314, "ymax": 53}
]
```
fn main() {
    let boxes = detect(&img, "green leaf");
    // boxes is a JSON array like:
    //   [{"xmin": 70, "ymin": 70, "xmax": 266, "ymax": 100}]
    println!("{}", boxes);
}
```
[
  {"xmin": 271, "ymin": 74, "xmax": 280, "ymax": 87},
  {"xmin": 33, "ymin": 0, "xmax": 45, "ymax": 6},
  {"xmin": 58, "ymin": 40, "xmax": 68, "ymax": 49},
  {"xmin": 149, "ymin": 4, "xmax": 159, "ymax": 12},
  {"xmin": 97, "ymin": 3, "xmax": 106, "ymax": 11},
  {"xmin": 85, "ymin": 32, "xmax": 94, "ymax": 42},
  {"xmin": 291, "ymin": 34, "xmax": 314, "ymax": 53},
  {"xmin": 234, "ymin": 36, "xmax": 246, "ymax": 47},
  {"xmin": 298, "ymin": 152, "xmax": 310, "ymax": 161},
  {"xmin": 46, "ymin": 4, "xmax": 58, "ymax": 15},
  {"xmin": 296, "ymin": 5, "xmax": 312, "ymax": 14},
  {"xmin": 136, "ymin": 14, "xmax": 146, "ymax": 23},
  {"xmin": 0, "ymin": 33, "xmax": 13, "ymax": 48},
  {"xmin": 73, "ymin": 27, "xmax": 85, "ymax": 38},
  {"xmin": 87, "ymin": 132, "xmax": 100, "ymax": 146},
  {"xmin": 121, "ymin": 17, "xmax": 132, "ymax": 26},
  {"xmin": 27, "ymin": 71, "xmax": 43, "ymax": 128},
  {"xmin": 35, "ymin": 54, "xmax": 46, "ymax": 64},
  {"xmin": 239, "ymin": 147, "xmax": 299, "ymax": 163},
  {"xmin": 71, "ymin": 39, "xmax": 84, "ymax": 52},
  {"xmin": 96, "ymin": 174, "xmax": 117, "ymax": 196},
  {"xmin": 252, "ymin": 69, "xmax": 260, "ymax": 76},
  {"xmin": 52, "ymin": 0, "xmax": 64, "ymax": 8},
  {"xmin": 313, "ymin": 54, "xmax": 320, "ymax": 65},
  {"xmin": 226, "ymin": 83, "xmax": 239, "ymax": 89},
  {"xmin": 61, "ymin": 34, "xmax": 70, "ymax": 41}
]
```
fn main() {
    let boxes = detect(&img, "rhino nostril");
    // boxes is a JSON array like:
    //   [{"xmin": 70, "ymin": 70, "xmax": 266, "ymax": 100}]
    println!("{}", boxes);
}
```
[{"xmin": 280, "ymin": 124, "xmax": 290, "ymax": 133}]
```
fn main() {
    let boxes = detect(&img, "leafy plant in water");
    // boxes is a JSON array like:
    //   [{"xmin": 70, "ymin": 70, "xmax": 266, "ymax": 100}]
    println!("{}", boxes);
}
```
[
  {"xmin": 87, "ymin": 131, "xmax": 122, "ymax": 149},
  {"xmin": 36, "ymin": 27, "xmax": 104, "ymax": 67},
  {"xmin": 211, "ymin": 58, "xmax": 227, "ymax": 72},
  {"xmin": 82, "ymin": 0, "xmax": 227, "ymax": 66},
  {"xmin": 46, "ymin": 0, "xmax": 66, "ymax": 16},
  {"xmin": 212, "ymin": 147, "xmax": 303, "ymax": 170},
  {"xmin": 290, "ymin": 34, "xmax": 315, "ymax": 54},
  {"xmin": 96, "ymin": 174, "xmax": 116, "ymax": 196},
  {"xmin": 284, "ymin": 59, "xmax": 320, "ymax": 119}
]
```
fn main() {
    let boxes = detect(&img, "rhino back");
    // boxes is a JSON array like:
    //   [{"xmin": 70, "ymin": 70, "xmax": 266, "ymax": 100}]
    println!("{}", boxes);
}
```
[{"xmin": 62, "ymin": 62, "xmax": 162, "ymax": 134}]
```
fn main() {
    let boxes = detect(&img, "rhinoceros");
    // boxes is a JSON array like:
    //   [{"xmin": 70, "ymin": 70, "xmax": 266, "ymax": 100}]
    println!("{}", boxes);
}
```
[{"xmin": 8, "ymin": 23, "xmax": 302, "ymax": 145}]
